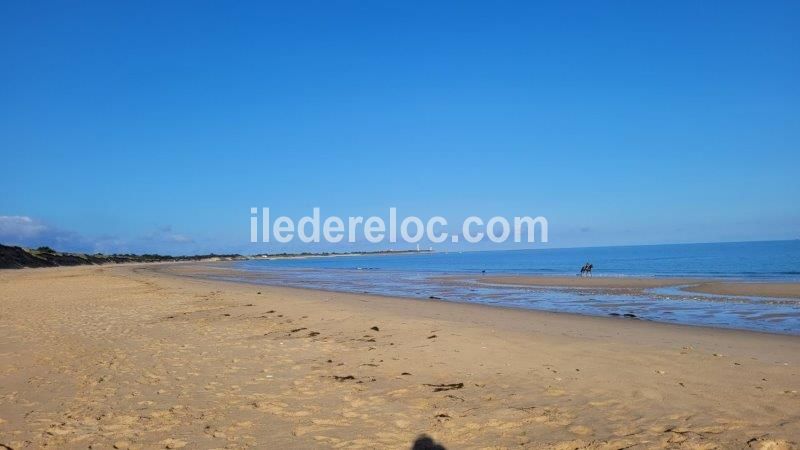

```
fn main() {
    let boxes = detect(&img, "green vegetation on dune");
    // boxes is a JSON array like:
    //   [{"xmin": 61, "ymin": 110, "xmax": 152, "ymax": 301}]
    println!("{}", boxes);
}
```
[{"xmin": 0, "ymin": 244, "xmax": 244, "ymax": 269}]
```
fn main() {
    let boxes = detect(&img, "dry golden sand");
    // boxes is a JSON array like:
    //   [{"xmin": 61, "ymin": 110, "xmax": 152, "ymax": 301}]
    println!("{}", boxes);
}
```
[
  {"xmin": 482, "ymin": 276, "xmax": 800, "ymax": 298},
  {"xmin": 0, "ymin": 264, "xmax": 798, "ymax": 449}
]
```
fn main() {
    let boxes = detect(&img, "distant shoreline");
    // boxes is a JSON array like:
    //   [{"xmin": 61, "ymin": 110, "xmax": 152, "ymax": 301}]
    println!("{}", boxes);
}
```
[
  {"xmin": 250, "ymin": 249, "xmax": 431, "ymax": 260},
  {"xmin": 0, "ymin": 243, "xmax": 430, "ymax": 270}
]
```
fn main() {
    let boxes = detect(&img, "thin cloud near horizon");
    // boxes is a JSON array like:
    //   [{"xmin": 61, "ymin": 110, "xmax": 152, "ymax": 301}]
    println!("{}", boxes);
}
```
[{"xmin": 0, "ymin": 215, "xmax": 198, "ymax": 255}]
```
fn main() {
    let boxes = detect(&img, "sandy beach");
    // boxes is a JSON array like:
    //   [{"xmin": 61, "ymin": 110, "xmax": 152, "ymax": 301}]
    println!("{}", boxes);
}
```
[{"xmin": 1, "ymin": 264, "xmax": 799, "ymax": 449}]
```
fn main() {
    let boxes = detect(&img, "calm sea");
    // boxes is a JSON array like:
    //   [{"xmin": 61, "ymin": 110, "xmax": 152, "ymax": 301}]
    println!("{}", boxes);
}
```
[
  {"xmin": 238, "ymin": 240, "xmax": 800, "ymax": 279},
  {"xmin": 219, "ymin": 240, "xmax": 800, "ymax": 335}
]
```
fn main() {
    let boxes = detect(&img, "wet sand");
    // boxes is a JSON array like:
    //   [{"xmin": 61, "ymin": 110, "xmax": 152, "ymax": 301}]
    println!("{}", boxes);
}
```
[
  {"xmin": 482, "ymin": 275, "xmax": 800, "ymax": 298},
  {"xmin": 688, "ymin": 282, "xmax": 800, "ymax": 299},
  {"xmin": 481, "ymin": 276, "xmax": 701, "ymax": 290},
  {"xmin": 0, "ymin": 264, "xmax": 798, "ymax": 449}
]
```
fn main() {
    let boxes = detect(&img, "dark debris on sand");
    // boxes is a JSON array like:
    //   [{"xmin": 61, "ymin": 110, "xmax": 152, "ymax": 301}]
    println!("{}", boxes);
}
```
[{"xmin": 424, "ymin": 382, "xmax": 464, "ymax": 392}]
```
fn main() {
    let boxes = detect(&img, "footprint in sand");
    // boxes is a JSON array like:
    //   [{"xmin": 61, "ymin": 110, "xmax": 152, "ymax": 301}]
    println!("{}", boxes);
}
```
[
  {"xmin": 569, "ymin": 424, "xmax": 593, "ymax": 436},
  {"xmin": 393, "ymin": 419, "xmax": 410, "ymax": 429},
  {"xmin": 544, "ymin": 386, "xmax": 566, "ymax": 396},
  {"xmin": 159, "ymin": 438, "xmax": 187, "ymax": 448},
  {"xmin": 749, "ymin": 439, "xmax": 795, "ymax": 450}
]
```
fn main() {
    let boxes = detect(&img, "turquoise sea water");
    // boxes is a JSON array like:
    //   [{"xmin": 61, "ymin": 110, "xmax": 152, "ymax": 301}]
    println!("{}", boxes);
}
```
[{"xmin": 218, "ymin": 240, "xmax": 800, "ymax": 335}]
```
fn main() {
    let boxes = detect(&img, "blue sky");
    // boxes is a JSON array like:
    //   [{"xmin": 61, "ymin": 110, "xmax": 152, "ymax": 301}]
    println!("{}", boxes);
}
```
[{"xmin": 1, "ymin": 1, "xmax": 798, "ymax": 254}]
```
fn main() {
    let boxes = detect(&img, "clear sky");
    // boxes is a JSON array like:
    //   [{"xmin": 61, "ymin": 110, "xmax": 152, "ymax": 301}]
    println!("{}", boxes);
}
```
[{"xmin": 1, "ymin": 1, "xmax": 798, "ymax": 254}]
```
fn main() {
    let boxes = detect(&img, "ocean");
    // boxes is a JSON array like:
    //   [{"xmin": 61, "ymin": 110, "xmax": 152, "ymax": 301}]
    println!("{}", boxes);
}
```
[{"xmin": 221, "ymin": 240, "xmax": 800, "ymax": 334}]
